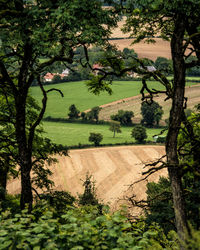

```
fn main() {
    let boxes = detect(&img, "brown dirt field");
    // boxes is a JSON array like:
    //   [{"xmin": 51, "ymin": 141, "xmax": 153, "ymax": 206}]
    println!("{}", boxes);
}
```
[
  {"xmin": 110, "ymin": 38, "xmax": 171, "ymax": 61},
  {"xmin": 98, "ymin": 83, "xmax": 200, "ymax": 124},
  {"xmin": 7, "ymin": 145, "xmax": 166, "ymax": 215},
  {"xmin": 109, "ymin": 18, "xmax": 171, "ymax": 60}
]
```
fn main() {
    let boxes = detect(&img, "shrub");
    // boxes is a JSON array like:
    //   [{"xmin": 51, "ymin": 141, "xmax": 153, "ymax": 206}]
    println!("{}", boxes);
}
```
[
  {"xmin": 131, "ymin": 125, "xmax": 147, "ymax": 143},
  {"xmin": 88, "ymin": 132, "xmax": 103, "ymax": 146},
  {"xmin": 157, "ymin": 136, "xmax": 166, "ymax": 143}
]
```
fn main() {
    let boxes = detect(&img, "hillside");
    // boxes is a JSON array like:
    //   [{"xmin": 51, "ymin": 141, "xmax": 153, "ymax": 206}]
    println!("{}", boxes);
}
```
[
  {"xmin": 109, "ymin": 18, "xmax": 171, "ymax": 60},
  {"xmin": 7, "ymin": 145, "xmax": 167, "ymax": 215},
  {"xmin": 98, "ymin": 83, "xmax": 200, "ymax": 124}
]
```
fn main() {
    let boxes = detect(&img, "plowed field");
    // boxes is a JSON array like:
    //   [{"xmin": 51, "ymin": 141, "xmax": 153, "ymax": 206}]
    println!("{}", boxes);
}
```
[{"xmin": 7, "ymin": 145, "xmax": 167, "ymax": 214}]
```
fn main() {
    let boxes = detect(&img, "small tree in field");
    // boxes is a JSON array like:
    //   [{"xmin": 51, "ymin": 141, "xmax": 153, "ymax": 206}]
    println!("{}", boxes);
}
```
[
  {"xmin": 131, "ymin": 125, "xmax": 147, "ymax": 143},
  {"xmin": 89, "ymin": 133, "xmax": 103, "ymax": 146},
  {"xmin": 109, "ymin": 121, "xmax": 122, "ymax": 137},
  {"xmin": 68, "ymin": 104, "xmax": 80, "ymax": 119}
]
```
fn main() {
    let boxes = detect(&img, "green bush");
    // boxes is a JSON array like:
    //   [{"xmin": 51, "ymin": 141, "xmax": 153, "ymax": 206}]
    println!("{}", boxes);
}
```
[
  {"xmin": 88, "ymin": 132, "xmax": 103, "ymax": 146},
  {"xmin": 0, "ymin": 204, "xmax": 179, "ymax": 249},
  {"xmin": 157, "ymin": 136, "xmax": 166, "ymax": 143},
  {"xmin": 131, "ymin": 125, "xmax": 147, "ymax": 143}
]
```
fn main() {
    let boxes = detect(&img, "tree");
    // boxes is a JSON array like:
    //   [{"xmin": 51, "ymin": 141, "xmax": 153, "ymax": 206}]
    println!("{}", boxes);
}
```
[
  {"xmin": 141, "ymin": 101, "xmax": 163, "ymax": 127},
  {"xmin": 78, "ymin": 174, "xmax": 99, "ymax": 206},
  {"xmin": 68, "ymin": 104, "xmax": 80, "ymax": 119},
  {"xmin": 0, "ymin": 0, "xmax": 117, "ymax": 210},
  {"xmin": 111, "ymin": 110, "xmax": 134, "ymax": 125},
  {"xmin": 109, "ymin": 120, "xmax": 122, "ymax": 137},
  {"xmin": 87, "ymin": 106, "xmax": 102, "ymax": 123},
  {"xmin": 52, "ymin": 75, "xmax": 62, "ymax": 84},
  {"xmin": 87, "ymin": 0, "xmax": 200, "ymax": 241},
  {"xmin": 122, "ymin": 0, "xmax": 200, "ymax": 241},
  {"xmin": 131, "ymin": 125, "xmax": 147, "ymax": 143},
  {"xmin": 154, "ymin": 57, "xmax": 173, "ymax": 75},
  {"xmin": 88, "ymin": 133, "xmax": 103, "ymax": 146}
]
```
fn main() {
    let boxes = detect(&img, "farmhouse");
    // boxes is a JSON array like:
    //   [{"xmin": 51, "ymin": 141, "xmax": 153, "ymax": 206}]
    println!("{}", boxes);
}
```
[{"xmin": 43, "ymin": 68, "xmax": 69, "ymax": 82}]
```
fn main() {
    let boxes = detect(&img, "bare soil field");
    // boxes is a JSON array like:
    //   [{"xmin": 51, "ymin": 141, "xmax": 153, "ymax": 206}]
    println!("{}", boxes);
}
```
[
  {"xmin": 109, "ymin": 18, "xmax": 171, "ymax": 60},
  {"xmin": 7, "ymin": 145, "xmax": 166, "ymax": 215},
  {"xmin": 110, "ymin": 38, "xmax": 171, "ymax": 61},
  {"xmin": 99, "ymin": 84, "xmax": 200, "ymax": 124}
]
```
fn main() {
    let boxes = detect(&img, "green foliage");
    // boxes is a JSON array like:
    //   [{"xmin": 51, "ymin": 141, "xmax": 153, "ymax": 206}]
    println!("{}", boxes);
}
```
[
  {"xmin": 146, "ymin": 177, "xmax": 175, "ymax": 234},
  {"xmin": 78, "ymin": 174, "xmax": 100, "ymax": 207},
  {"xmin": 86, "ymin": 106, "xmax": 102, "ymax": 123},
  {"xmin": 156, "ymin": 136, "xmax": 166, "ymax": 143},
  {"xmin": 111, "ymin": 110, "xmax": 134, "ymax": 125},
  {"xmin": 52, "ymin": 75, "xmax": 62, "ymax": 84},
  {"xmin": 68, "ymin": 104, "xmax": 80, "ymax": 119},
  {"xmin": 0, "ymin": 203, "xmax": 179, "ymax": 249},
  {"xmin": 154, "ymin": 57, "xmax": 173, "ymax": 75},
  {"xmin": 146, "ymin": 175, "xmax": 200, "ymax": 234},
  {"xmin": 88, "ymin": 133, "xmax": 103, "ymax": 146},
  {"xmin": 186, "ymin": 56, "xmax": 200, "ymax": 76},
  {"xmin": 185, "ymin": 227, "xmax": 200, "ymax": 249},
  {"xmin": 37, "ymin": 190, "xmax": 75, "ymax": 213},
  {"xmin": 141, "ymin": 101, "xmax": 163, "ymax": 127},
  {"xmin": 109, "ymin": 120, "xmax": 122, "ymax": 137},
  {"xmin": 131, "ymin": 125, "xmax": 147, "ymax": 143}
]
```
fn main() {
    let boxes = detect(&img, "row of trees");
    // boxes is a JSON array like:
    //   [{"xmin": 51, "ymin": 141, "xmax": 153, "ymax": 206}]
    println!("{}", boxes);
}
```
[
  {"xmin": 68, "ymin": 104, "xmax": 102, "ymax": 123},
  {"xmin": 68, "ymin": 100, "xmax": 163, "ymax": 127},
  {"xmin": 89, "ymin": 124, "xmax": 147, "ymax": 146}
]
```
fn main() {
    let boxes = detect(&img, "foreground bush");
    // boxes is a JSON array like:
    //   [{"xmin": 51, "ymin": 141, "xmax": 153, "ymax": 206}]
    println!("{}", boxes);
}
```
[{"xmin": 0, "ymin": 203, "xmax": 178, "ymax": 249}]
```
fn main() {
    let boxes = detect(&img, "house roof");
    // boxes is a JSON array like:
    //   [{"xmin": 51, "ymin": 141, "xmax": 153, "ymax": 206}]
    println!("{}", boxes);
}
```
[{"xmin": 44, "ymin": 73, "xmax": 55, "ymax": 80}]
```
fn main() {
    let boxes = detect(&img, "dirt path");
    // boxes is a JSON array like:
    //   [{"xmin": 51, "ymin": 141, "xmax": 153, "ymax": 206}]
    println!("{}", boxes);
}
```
[{"xmin": 7, "ymin": 145, "xmax": 167, "ymax": 215}]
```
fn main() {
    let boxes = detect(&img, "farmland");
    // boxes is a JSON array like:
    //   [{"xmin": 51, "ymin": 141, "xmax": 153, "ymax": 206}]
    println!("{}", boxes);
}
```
[
  {"xmin": 30, "ymin": 80, "xmax": 200, "ymax": 146},
  {"xmin": 7, "ymin": 145, "xmax": 167, "ymax": 213}
]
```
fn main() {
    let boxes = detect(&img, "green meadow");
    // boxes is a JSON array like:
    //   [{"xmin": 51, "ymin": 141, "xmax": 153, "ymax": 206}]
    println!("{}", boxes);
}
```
[
  {"xmin": 31, "ymin": 80, "xmax": 166, "ymax": 119},
  {"xmin": 42, "ymin": 121, "xmax": 166, "ymax": 146},
  {"xmin": 31, "ymin": 79, "xmax": 197, "ymax": 119}
]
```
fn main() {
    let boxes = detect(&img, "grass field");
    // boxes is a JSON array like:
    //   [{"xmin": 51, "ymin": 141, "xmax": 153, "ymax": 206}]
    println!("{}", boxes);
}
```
[
  {"xmin": 31, "ymin": 81, "xmax": 145, "ymax": 118},
  {"xmin": 42, "ymin": 121, "xmax": 166, "ymax": 146},
  {"xmin": 31, "ymin": 79, "xmax": 196, "ymax": 119}
]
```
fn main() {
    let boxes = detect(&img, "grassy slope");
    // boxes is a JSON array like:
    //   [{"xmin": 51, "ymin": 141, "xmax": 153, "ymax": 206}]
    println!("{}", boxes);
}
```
[
  {"xmin": 31, "ymin": 80, "xmax": 165, "ymax": 119},
  {"xmin": 42, "ymin": 121, "xmax": 166, "ymax": 146}
]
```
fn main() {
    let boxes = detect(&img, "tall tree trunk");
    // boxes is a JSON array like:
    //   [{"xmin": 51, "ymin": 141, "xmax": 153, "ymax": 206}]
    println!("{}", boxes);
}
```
[
  {"xmin": 0, "ymin": 161, "xmax": 9, "ymax": 200},
  {"xmin": 166, "ymin": 16, "xmax": 188, "ymax": 242},
  {"xmin": 15, "ymin": 94, "xmax": 33, "ymax": 211}
]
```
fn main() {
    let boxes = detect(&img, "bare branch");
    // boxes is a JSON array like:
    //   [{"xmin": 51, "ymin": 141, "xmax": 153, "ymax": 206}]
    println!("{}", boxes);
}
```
[{"xmin": 46, "ymin": 88, "xmax": 64, "ymax": 97}]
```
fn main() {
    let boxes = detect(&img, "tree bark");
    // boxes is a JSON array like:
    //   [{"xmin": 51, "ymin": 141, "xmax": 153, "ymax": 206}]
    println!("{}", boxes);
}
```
[
  {"xmin": 0, "ymin": 162, "xmax": 9, "ymax": 200},
  {"xmin": 15, "ymin": 93, "xmax": 33, "ymax": 211},
  {"xmin": 166, "ymin": 15, "xmax": 188, "ymax": 242}
]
